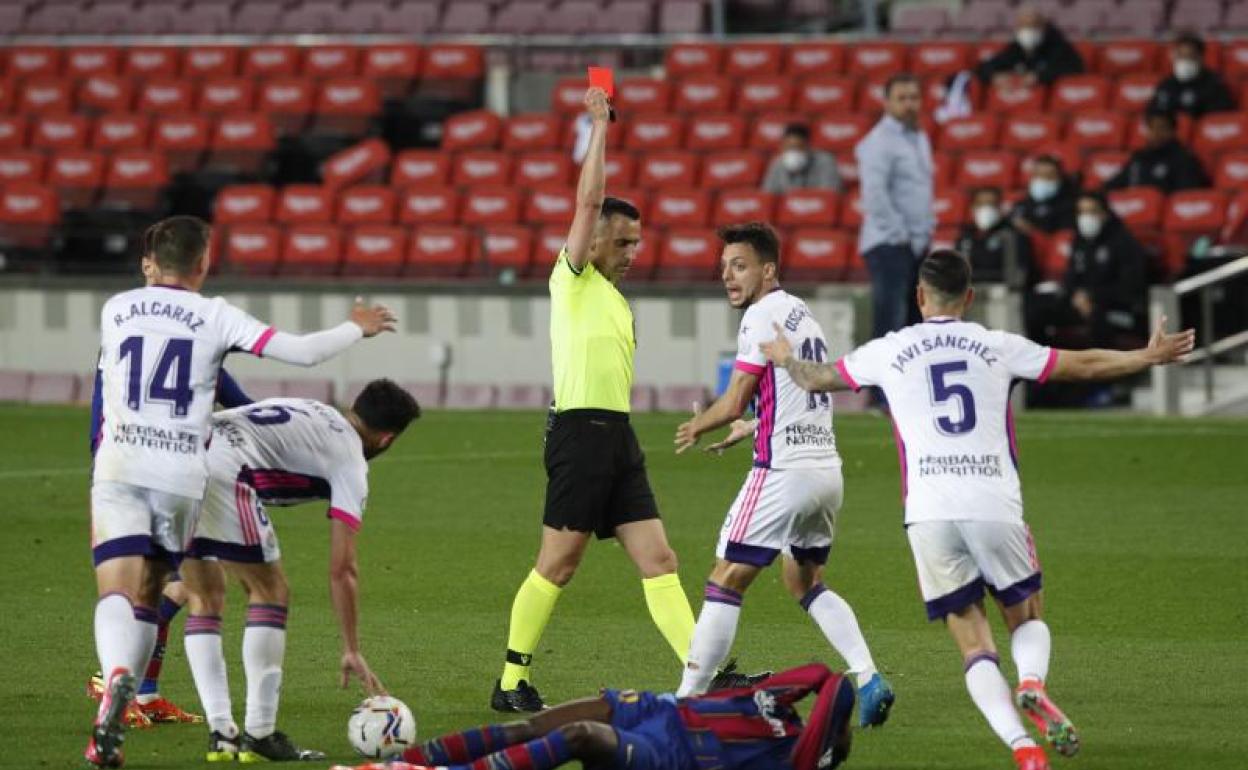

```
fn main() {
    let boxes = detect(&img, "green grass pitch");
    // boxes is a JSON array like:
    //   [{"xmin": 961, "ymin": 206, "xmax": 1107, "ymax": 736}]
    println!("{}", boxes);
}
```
[{"xmin": 0, "ymin": 405, "xmax": 1245, "ymax": 769}]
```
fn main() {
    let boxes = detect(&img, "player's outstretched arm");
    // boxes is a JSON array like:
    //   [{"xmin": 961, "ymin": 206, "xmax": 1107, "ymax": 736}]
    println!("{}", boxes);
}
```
[
  {"xmin": 329, "ymin": 518, "xmax": 386, "ymax": 696},
  {"xmin": 1048, "ymin": 316, "xmax": 1195, "ymax": 382},
  {"xmin": 261, "ymin": 297, "xmax": 396, "ymax": 367},
  {"xmin": 760, "ymin": 322, "xmax": 852, "ymax": 393},
  {"xmin": 675, "ymin": 370, "xmax": 758, "ymax": 453},
  {"xmin": 564, "ymin": 88, "xmax": 612, "ymax": 272}
]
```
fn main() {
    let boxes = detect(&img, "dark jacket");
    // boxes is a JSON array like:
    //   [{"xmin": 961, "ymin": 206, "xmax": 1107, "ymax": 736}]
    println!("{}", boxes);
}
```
[
  {"xmin": 1103, "ymin": 139, "xmax": 1210, "ymax": 195},
  {"xmin": 955, "ymin": 221, "xmax": 1035, "ymax": 289},
  {"xmin": 1149, "ymin": 69, "xmax": 1235, "ymax": 119},
  {"xmin": 1065, "ymin": 216, "xmax": 1148, "ymax": 333},
  {"xmin": 975, "ymin": 23, "xmax": 1084, "ymax": 85},
  {"xmin": 1011, "ymin": 182, "xmax": 1077, "ymax": 234}
]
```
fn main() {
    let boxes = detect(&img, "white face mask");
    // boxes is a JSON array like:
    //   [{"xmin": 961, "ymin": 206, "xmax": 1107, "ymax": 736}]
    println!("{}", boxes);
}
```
[
  {"xmin": 973, "ymin": 205, "xmax": 1001, "ymax": 232},
  {"xmin": 781, "ymin": 149, "xmax": 809, "ymax": 173},
  {"xmin": 1029, "ymin": 178, "xmax": 1058, "ymax": 202},
  {"xmin": 1017, "ymin": 27, "xmax": 1043, "ymax": 51},
  {"xmin": 1077, "ymin": 213, "xmax": 1103, "ymax": 239},
  {"xmin": 1174, "ymin": 58, "xmax": 1200, "ymax": 82}
]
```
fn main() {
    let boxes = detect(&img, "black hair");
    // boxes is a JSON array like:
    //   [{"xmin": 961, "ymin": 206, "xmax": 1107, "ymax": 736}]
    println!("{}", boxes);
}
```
[
  {"xmin": 1077, "ymin": 190, "xmax": 1110, "ymax": 215},
  {"xmin": 718, "ymin": 221, "xmax": 781, "ymax": 265},
  {"xmin": 884, "ymin": 72, "xmax": 920, "ymax": 97},
  {"xmin": 143, "ymin": 215, "xmax": 211, "ymax": 275},
  {"xmin": 1174, "ymin": 30, "xmax": 1205, "ymax": 55},
  {"xmin": 971, "ymin": 186, "xmax": 1003, "ymax": 202},
  {"xmin": 918, "ymin": 249, "xmax": 972, "ymax": 299},
  {"xmin": 600, "ymin": 196, "xmax": 641, "ymax": 221},
  {"xmin": 1144, "ymin": 106, "xmax": 1177, "ymax": 128},
  {"xmin": 783, "ymin": 123, "xmax": 811, "ymax": 141},
  {"xmin": 353, "ymin": 379, "xmax": 421, "ymax": 435},
  {"xmin": 1031, "ymin": 153, "xmax": 1064, "ymax": 174}
]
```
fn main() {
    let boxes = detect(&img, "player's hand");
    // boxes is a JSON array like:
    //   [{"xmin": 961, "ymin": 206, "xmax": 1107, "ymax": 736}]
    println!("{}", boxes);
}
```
[
  {"xmin": 585, "ymin": 87, "xmax": 611, "ymax": 125},
  {"xmin": 340, "ymin": 650, "xmax": 387, "ymax": 696},
  {"xmin": 674, "ymin": 402, "xmax": 703, "ymax": 454},
  {"xmin": 759, "ymin": 322, "xmax": 794, "ymax": 366},
  {"xmin": 704, "ymin": 418, "xmax": 758, "ymax": 455},
  {"xmin": 350, "ymin": 296, "xmax": 397, "ymax": 337},
  {"xmin": 1146, "ymin": 315, "xmax": 1196, "ymax": 365}
]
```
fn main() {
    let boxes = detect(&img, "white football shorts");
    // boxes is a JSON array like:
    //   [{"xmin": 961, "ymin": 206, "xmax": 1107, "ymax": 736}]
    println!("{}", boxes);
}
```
[
  {"xmin": 90, "ymin": 480, "xmax": 200, "ymax": 566},
  {"xmin": 906, "ymin": 519, "xmax": 1042, "ymax": 621},
  {"xmin": 188, "ymin": 474, "xmax": 281, "ymax": 563},
  {"xmin": 716, "ymin": 466, "xmax": 843, "ymax": 567}
]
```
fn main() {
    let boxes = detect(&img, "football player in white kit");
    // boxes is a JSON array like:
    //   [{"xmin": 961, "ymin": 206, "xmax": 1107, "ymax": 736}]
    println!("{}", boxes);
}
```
[
  {"xmin": 759, "ymin": 249, "xmax": 1195, "ymax": 770},
  {"xmin": 671, "ymin": 223, "xmax": 894, "ymax": 727},
  {"xmin": 88, "ymin": 216, "xmax": 396, "ymax": 767}
]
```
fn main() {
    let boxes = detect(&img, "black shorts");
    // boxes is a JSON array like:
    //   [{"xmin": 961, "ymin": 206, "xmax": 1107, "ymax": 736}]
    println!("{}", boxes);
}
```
[{"xmin": 543, "ymin": 409, "xmax": 660, "ymax": 539}]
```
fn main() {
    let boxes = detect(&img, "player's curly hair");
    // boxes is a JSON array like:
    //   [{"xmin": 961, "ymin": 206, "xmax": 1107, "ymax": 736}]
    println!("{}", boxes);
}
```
[
  {"xmin": 353, "ymin": 379, "xmax": 421, "ymax": 435},
  {"xmin": 142, "ymin": 215, "xmax": 211, "ymax": 275}
]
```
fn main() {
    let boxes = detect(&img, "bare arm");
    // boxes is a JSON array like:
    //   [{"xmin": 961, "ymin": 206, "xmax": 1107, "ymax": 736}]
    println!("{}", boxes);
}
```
[
  {"xmin": 329, "ymin": 518, "xmax": 385, "ymax": 695},
  {"xmin": 1048, "ymin": 317, "xmax": 1195, "ymax": 382},
  {"xmin": 674, "ymin": 369, "xmax": 759, "ymax": 453},
  {"xmin": 564, "ymin": 88, "xmax": 612, "ymax": 272},
  {"xmin": 758, "ymin": 322, "xmax": 854, "ymax": 393}
]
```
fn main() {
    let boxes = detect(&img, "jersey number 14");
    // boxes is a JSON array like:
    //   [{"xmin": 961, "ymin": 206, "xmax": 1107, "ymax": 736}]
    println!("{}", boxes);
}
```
[
  {"xmin": 118, "ymin": 336, "xmax": 194, "ymax": 417},
  {"xmin": 799, "ymin": 337, "xmax": 831, "ymax": 411}
]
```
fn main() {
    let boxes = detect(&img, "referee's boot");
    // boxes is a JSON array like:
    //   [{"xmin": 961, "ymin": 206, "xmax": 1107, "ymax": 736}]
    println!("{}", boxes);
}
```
[{"xmin": 491, "ymin": 678, "xmax": 547, "ymax": 713}]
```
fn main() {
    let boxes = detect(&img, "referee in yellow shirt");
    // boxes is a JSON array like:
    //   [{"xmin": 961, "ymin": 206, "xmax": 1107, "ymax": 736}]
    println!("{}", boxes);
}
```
[{"xmin": 491, "ymin": 87, "xmax": 697, "ymax": 711}]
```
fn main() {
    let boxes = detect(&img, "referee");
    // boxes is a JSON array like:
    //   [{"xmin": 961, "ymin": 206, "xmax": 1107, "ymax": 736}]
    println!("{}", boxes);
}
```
[{"xmin": 491, "ymin": 87, "xmax": 697, "ymax": 712}]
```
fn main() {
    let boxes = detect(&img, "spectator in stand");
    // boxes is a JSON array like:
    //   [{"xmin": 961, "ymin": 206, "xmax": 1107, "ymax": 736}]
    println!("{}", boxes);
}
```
[
  {"xmin": 957, "ymin": 187, "xmax": 1034, "ymax": 290},
  {"xmin": 855, "ymin": 73, "xmax": 934, "ymax": 338},
  {"xmin": 1011, "ymin": 155, "xmax": 1077, "ymax": 235},
  {"xmin": 1103, "ymin": 109, "xmax": 1210, "ymax": 194},
  {"xmin": 976, "ymin": 6, "xmax": 1084, "ymax": 86},
  {"xmin": 1150, "ymin": 32, "xmax": 1235, "ymax": 118},
  {"xmin": 761, "ymin": 124, "xmax": 842, "ymax": 194}
]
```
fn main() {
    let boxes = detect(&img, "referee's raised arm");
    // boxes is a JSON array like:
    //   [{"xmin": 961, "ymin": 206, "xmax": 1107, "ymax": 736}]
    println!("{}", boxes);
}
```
[{"xmin": 564, "ymin": 87, "xmax": 612, "ymax": 272}]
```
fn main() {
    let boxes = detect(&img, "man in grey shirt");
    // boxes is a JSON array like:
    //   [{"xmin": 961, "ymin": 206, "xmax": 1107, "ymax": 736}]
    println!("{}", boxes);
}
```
[
  {"xmin": 854, "ymin": 73, "xmax": 934, "ymax": 339},
  {"xmin": 761, "ymin": 123, "xmax": 842, "ymax": 194}
]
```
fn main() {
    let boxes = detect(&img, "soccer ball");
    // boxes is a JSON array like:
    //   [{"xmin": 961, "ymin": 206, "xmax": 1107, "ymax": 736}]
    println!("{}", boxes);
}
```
[{"xmin": 348, "ymin": 696, "xmax": 417, "ymax": 759}]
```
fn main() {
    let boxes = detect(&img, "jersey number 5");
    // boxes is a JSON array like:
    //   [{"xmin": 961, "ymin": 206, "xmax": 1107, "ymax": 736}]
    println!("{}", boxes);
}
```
[
  {"xmin": 928, "ymin": 361, "xmax": 977, "ymax": 435},
  {"xmin": 799, "ymin": 337, "xmax": 831, "ymax": 410},
  {"xmin": 118, "ymin": 336, "xmax": 194, "ymax": 417}
]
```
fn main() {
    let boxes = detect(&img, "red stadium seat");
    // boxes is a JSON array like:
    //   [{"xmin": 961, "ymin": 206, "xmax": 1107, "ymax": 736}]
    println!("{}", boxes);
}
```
[
  {"xmin": 785, "ymin": 42, "xmax": 845, "ymax": 76},
  {"xmin": 810, "ymin": 114, "xmax": 872, "ymax": 154},
  {"xmin": 214, "ymin": 185, "xmax": 276, "ymax": 224},
  {"xmin": 939, "ymin": 115, "xmax": 1000, "ymax": 151},
  {"xmin": 1111, "ymin": 74, "xmax": 1157, "ymax": 113},
  {"xmin": 321, "ymin": 137, "xmax": 390, "ymax": 188},
  {"xmin": 701, "ymin": 152, "xmax": 763, "ymax": 189},
  {"xmin": 92, "ymin": 114, "xmax": 149, "ymax": 151},
  {"xmin": 776, "ymin": 189, "xmax": 840, "ymax": 228},
  {"xmin": 220, "ymin": 224, "xmax": 281, "ymax": 275},
  {"xmin": 0, "ymin": 81, "xmax": 15, "ymax": 114},
  {"xmin": 243, "ymin": 45, "xmax": 300, "ymax": 78},
  {"xmin": 0, "ymin": 183, "xmax": 60, "ymax": 247},
  {"xmin": 659, "ymin": 229, "xmax": 718, "ymax": 279},
  {"xmin": 0, "ymin": 151, "xmax": 45, "ymax": 185},
  {"xmin": 7, "ymin": 46, "xmax": 61, "ymax": 78},
  {"xmin": 282, "ymin": 224, "xmax": 343, "ymax": 275},
  {"xmin": 638, "ymin": 152, "xmax": 699, "ymax": 188},
  {"xmin": 313, "ymin": 78, "xmax": 381, "ymax": 135},
  {"xmin": 610, "ymin": 188, "xmax": 651, "ymax": 220},
  {"xmin": 422, "ymin": 44, "xmax": 484, "ymax": 81},
  {"xmin": 257, "ymin": 79, "xmax": 315, "ymax": 136},
  {"xmin": 452, "ymin": 151, "xmax": 512, "ymax": 186},
  {"xmin": 407, "ymin": 226, "xmax": 473, "ymax": 276},
  {"xmin": 1162, "ymin": 190, "xmax": 1227, "ymax": 276},
  {"xmin": 673, "ymin": 76, "xmax": 733, "ymax": 113},
  {"xmin": 398, "ymin": 187, "xmax": 460, "ymax": 225},
  {"xmin": 714, "ymin": 190, "xmax": 775, "ymax": 226},
  {"xmin": 1082, "ymin": 151, "xmax": 1129, "ymax": 188},
  {"xmin": 197, "ymin": 79, "xmax": 255, "ymax": 113},
  {"xmin": 794, "ymin": 76, "xmax": 857, "ymax": 114},
  {"xmin": 1000, "ymin": 114, "xmax": 1061, "ymax": 153},
  {"xmin": 1066, "ymin": 111, "xmax": 1127, "ymax": 150},
  {"xmin": 535, "ymin": 226, "xmax": 569, "ymax": 265},
  {"xmin": 344, "ymin": 225, "xmax": 407, "ymax": 276},
  {"xmin": 182, "ymin": 46, "xmax": 240, "ymax": 78},
  {"xmin": 749, "ymin": 113, "xmax": 806, "ymax": 151},
  {"xmin": 857, "ymin": 77, "xmax": 889, "ymax": 113},
  {"xmin": 123, "ymin": 47, "xmax": 179, "ymax": 79},
  {"xmin": 503, "ymin": 114, "xmax": 561, "ymax": 151},
  {"xmin": 787, "ymin": 229, "xmax": 851, "ymax": 280},
  {"xmin": 513, "ymin": 152, "xmax": 572, "ymax": 186},
  {"xmin": 650, "ymin": 190, "xmax": 711, "ymax": 227},
  {"xmin": 986, "ymin": 82, "xmax": 1046, "ymax": 113},
  {"xmin": 724, "ymin": 43, "xmax": 783, "ymax": 76},
  {"xmin": 625, "ymin": 114, "xmax": 685, "ymax": 151},
  {"xmin": 151, "ymin": 114, "xmax": 210, "ymax": 174},
  {"xmin": 361, "ymin": 43, "xmax": 423, "ymax": 99},
  {"xmin": 735, "ymin": 77, "xmax": 794, "ymax": 113},
  {"xmin": 837, "ymin": 194, "xmax": 865, "ymax": 229},
  {"xmin": 48, "ymin": 151, "xmax": 104, "ymax": 210},
  {"xmin": 442, "ymin": 109, "xmax": 502, "ymax": 151},
  {"xmin": 65, "ymin": 47, "xmax": 120, "ymax": 78},
  {"xmin": 207, "ymin": 114, "xmax": 276, "ymax": 174},
  {"xmin": 1050, "ymin": 75, "xmax": 1110, "ymax": 112},
  {"xmin": 391, "ymin": 150, "xmax": 451, "ymax": 188},
  {"xmin": 1223, "ymin": 41, "xmax": 1248, "ymax": 83},
  {"xmin": 31, "ymin": 114, "xmax": 89, "ymax": 151},
  {"xmin": 1193, "ymin": 113, "xmax": 1248, "ymax": 163},
  {"xmin": 910, "ymin": 42, "xmax": 972, "ymax": 78},
  {"xmin": 848, "ymin": 42, "xmax": 907, "ymax": 78},
  {"xmin": 605, "ymin": 154, "xmax": 637, "ymax": 187},
  {"xmin": 1096, "ymin": 40, "xmax": 1160, "ymax": 76},
  {"xmin": 1107, "ymin": 186, "xmax": 1164, "ymax": 230},
  {"xmin": 665, "ymin": 43, "xmax": 723, "ymax": 77},
  {"xmin": 77, "ymin": 75, "xmax": 133, "ymax": 114},
  {"xmin": 1033, "ymin": 230, "xmax": 1073, "ymax": 281},
  {"xmin": 302, "ymin": 45, "xmax": 361, "ymax": 78},
  {"xmin": 551, "ymin": 78, "xmax": 588, "ymax": 115},
  {"xmin": 276, "ymin": 185, "xmax": 333, "ymax": 224},
  {"xmin": 20, "ymin": 78, "xmax": 73, "ymax": 114},
  {"xmin": 336, "ymin": 185, "xmax": 395, "ymax": 225},
  {"xmin": 685, "ymin": 114, "xmax": 746, "ymax": 151},
  {"xmin": 933, "ymin": 190, "xmax": 968, "ymax": 227},
  {"xmin": 957, "ymin": 151, "xmax": 1017, "ymax": 188},
  {"xmin": 616, "ymin": 78, "xmax": 671, "ymax": 113},
  {"xmin": 101, "ymin": 151, "xmax": 169, "ymax": 211},
  {"xmin": 136, "ymin": 79, "xmax": 193, "ymax": 114},
  {"xmin": 930, "ymin": 151, "xmax": 953, "ymax": 189},
  {"xmin": 479, "ymin": 225, "xmax": 534, "ymax": 274},
  {"xmin": 923, "ymin": 76, "xmax": 982, "ymax": 111},
  {"xmin": 461, "ymin": 187, "xmax": 522, "ymax": 225},
  {"xmin": 1214, "ymin": 151, "xmax": 1248, "ymax": 189},
  {"xmin": 525, "ymin": 188, "xmax": 576, "ymax": 226}
]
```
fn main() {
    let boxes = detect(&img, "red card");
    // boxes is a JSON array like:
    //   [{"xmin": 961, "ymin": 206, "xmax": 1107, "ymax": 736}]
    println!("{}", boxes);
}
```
[{"xmin": 587, "ymin": 66, "xmax": 615, "ymax": 98}]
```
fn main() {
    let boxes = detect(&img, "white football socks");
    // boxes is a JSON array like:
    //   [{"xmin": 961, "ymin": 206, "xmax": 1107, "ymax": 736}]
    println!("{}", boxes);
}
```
[
  {"xmin": 132, "ymin": 606, "xmax": 159, "ymax": 684},
  {"xmin": 965, "ymin": 654, "xmax": 1035, "ymax": 749},
  {"xmin": 801, "ymin": 585, "xmax": 878, "ymax": 688},
  {"xmin": 1011, "ymin": 620, "xmax": 1052, "ymax": 685},
  {"xmin": 185, "ymin": 615, "xmax": 237, "ymax": 738},
  {"xmin": 677, "ymin": 583, "xmax": 743, "ymax": 697},
  {"xmin": 243, "ymin": 604, "xmax": 288, "ymax": 739},
  {"xmin": 94, "ymin": 593, "xmax": 141, "ymax": 681}
]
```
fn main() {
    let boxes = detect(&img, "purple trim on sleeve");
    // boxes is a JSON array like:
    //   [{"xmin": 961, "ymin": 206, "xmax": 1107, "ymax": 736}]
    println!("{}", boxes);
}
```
[
  {"xmin": 986, "ymin": 571, "xmax": 1043, "ymax": 607},
  {"xmin": 791, "ymin": 544, "xmax": 831, "ymax": 566},
  {"xmin": 834, "ymin": 358, "xmax": 860, "ymax": 392},
  {"xmin": 723, "ymin": 540, "xmax": 781, "ymax": 567},
  {"xmin": 250, "ymin": 327, "xmax": 276, "ymax": 356},
  {"xmin": 1037, "ymin": 348, "xmax": 1058, "ymax": 384},
  {"xmin": 963, "ymin": 652, "xmax": 1000, "ymax": 673},
  {"xmin": 734, "ymin": 359, "xmax": 766, "ymax": 376},
  {"xmin": 799, "ymin": 583, "xmax": 828, "ymax": 612},
  {"xmin": 923, "ymin": 576, "xmax": 986, "ymax": 621}
]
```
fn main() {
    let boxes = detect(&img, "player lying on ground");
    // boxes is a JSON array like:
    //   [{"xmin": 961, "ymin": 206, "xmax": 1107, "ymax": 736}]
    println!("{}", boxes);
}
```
[
  {"xmin": 671, "ymin": 223, "xmax": 894, "ymax": 727},
  {"xmin": 756, "ymin": 249, "xmax": 1195, "ymax": 770},
  {"xmin": 335, "ymin": 663, "xmax": 854, "ymax": 770}
]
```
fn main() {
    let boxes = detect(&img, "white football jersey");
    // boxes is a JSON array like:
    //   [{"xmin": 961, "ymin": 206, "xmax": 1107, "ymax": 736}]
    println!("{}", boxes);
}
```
[
  {"xmin": 94, "ymin": 285, "xmax": 274, "ymax": 497},
  {"xmin": 209, "ymin": 398, "xmax": 369, "ymax": 530},
  {"xmin": 836, "ymin": 317, "xmax": 1057, "ymax": 524},
  {"xmin": 735, "ymin": 289, "xmax": 841, "ymax": 470}
]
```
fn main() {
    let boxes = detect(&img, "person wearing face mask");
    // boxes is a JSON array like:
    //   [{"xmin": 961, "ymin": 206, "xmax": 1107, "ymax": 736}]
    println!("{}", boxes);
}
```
[
  {"xmin": 1062, "ymin": 193, "xmax": 1148, "ymax": 348},
  {"xmin": 975, "ymin": 7, "xmax": 1084, "ymax": 87},
  {"xmin": 1010, "ymin": 156, "xmax": 1076, "ymax": 235},
  {"xmin": 956, "ymin": 187, "xmax": 1034, "ymax": 290},
  {"xmin": 762, "ymin": 124, "xmax": 842, "ymax": 195},
  {"xmin": 1150, "ymin": 32, "xmax": 1234, "ymax": 119},
  {"xmin": 1103, "ymin": 108, "xmax": 1210, "ymax": 195}
]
